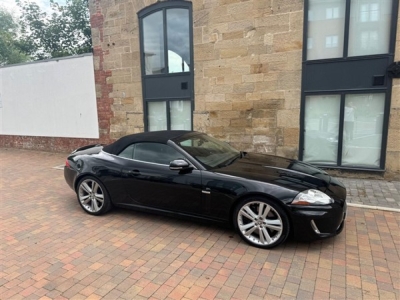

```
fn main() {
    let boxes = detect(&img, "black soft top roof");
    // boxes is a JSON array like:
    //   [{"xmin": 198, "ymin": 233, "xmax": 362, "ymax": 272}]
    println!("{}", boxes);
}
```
[{"xmin": 103, "ymin": 130, "xmax": 196, "ymax": 155}]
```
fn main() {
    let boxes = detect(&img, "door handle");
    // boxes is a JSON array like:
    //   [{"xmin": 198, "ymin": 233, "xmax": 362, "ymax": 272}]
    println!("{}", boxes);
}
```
[
  {"xmin": 202, "ymin": 188, "xmax": 211, "ymax": 194},
  {"xmin": 128, "ymin": 169, "xmax": 141, "ymax": 176}
]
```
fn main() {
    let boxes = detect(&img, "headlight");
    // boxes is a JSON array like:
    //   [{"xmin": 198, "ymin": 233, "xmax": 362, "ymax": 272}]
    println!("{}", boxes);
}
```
[{"xmin": 292, "ymin": 189, "xmax": 333, "ymax": 205}]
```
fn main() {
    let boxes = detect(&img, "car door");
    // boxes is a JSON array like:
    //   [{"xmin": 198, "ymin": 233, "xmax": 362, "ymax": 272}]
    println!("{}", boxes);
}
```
[{"xmin": 120, "ymin": 142, "xmax": 204, "ymax": 216}]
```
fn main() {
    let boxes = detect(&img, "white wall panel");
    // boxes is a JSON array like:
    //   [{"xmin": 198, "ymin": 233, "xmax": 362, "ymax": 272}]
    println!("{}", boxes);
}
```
[{"xmin": 0, "ymin": 54, "xmax": 99, "ymax": 138}]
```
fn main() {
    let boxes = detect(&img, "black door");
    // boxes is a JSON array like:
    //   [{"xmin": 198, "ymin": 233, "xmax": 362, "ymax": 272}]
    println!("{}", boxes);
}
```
[
  {"xmin": 122, "ymin": 160, "xmax": 203, "ymax": 216},
  {"xmin": 120, "ymin": 142, "xmax": 203, "ymax": 216}
]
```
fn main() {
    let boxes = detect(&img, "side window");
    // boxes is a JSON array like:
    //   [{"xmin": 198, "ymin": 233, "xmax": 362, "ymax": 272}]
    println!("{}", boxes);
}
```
[
  {"xmin": 134, "ymin": 143, "xmax": 182, "ymax": 165},
  {"xmin": 118, "ymin": 144, "xmax": 135, "ymax": 159}
]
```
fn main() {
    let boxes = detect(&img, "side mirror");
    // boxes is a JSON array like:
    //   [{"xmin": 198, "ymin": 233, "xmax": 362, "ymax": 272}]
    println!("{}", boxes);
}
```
[{"xmin": 169, "ymin": 159, "xmax": 192, "ymax": 171}]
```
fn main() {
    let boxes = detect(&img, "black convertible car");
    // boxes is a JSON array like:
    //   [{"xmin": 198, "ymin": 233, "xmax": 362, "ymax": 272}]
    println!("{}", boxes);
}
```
[{"xmin": 64, "ymin": 131, "xmax": 347, "ymax": 249}]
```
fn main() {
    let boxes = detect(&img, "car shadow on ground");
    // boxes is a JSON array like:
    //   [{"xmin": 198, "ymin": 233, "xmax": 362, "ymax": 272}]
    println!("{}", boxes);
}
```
[{"xmin": 64, "ymin": 195, "xmax": 338, "ymax": 251}]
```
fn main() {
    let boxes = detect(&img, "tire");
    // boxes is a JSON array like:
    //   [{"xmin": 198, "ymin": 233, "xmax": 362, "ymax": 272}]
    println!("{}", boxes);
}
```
[
  {"xmin": 234, "ymin": 197, "xmax": 290, "ymax": 249},
  {"xmin": 76, "ymin": 176, "xmax": 111, "ymax": 215}
]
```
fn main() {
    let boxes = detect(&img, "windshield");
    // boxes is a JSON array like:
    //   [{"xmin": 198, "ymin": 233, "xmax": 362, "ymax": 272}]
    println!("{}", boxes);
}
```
[{"xmin": 175, "ymin": 134, "xmax": 240, "ymax": 169}]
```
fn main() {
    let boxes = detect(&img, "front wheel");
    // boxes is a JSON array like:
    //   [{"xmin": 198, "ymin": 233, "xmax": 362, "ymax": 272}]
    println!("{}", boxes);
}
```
[
  {"xmin": 76, "ymin": 176, "xmax": 111, "ymax": 215},
  {"xmin": 234, "ymin": 198, "xmax": 290, "ymax": 249}
]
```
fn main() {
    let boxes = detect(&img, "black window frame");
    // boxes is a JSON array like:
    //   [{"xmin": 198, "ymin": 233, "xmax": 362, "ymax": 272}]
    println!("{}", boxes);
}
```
[
  {"xmin": 138, "ymin": 1, "xmax": 194, "ymax": 132},
  {"xmin": 299, "ymin": 0, "xmax": 399, "ymax": 172}
]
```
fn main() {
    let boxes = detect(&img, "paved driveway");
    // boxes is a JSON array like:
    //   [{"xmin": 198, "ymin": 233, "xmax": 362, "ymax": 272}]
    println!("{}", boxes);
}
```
[{"xmin": 0, "ymin": 148, "xmax": 399, "ymax": 299}]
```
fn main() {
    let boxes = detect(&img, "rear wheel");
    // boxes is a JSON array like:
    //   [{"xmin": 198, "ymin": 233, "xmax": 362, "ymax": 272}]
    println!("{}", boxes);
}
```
[
  {"xmin": 234, "ymin": 198, "xmax": 290, "ymax": 249},
  {"xmin": 77, "ymin": 176, "xmax": 111, "ymax": 215}
]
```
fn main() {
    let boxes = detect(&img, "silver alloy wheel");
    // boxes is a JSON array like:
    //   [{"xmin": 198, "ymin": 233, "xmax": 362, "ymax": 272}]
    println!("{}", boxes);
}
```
[
  {"xmin": 78, "ymin": 179, "xmax": 105, "ymax": 213},
  {"xmin": 237, "ymin": 201, "xmax": 283, "ymax": 246}
]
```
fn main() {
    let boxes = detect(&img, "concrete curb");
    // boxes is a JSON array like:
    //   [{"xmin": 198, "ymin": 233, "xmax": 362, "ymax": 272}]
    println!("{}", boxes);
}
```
[{"xmin": 347, "ymin": 202, "xmax": 400, "ymax": 213}]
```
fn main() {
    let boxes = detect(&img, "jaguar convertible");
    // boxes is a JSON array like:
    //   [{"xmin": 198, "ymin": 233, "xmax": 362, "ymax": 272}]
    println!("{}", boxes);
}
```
[{"xmin": 64, "ymin": 131, "xmax": 347, "ymax": 249}]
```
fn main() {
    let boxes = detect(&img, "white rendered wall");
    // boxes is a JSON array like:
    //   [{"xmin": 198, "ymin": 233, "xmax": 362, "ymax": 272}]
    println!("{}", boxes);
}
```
[{"xmin": 0, "ymin": 54, "xmax": 99, "ymax": 138}]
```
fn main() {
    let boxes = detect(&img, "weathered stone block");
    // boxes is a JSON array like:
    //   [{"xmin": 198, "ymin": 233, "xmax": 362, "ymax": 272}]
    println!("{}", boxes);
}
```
[
  {"xmin": 217, "ymin": 110, "xmax": 241, "ymax": 119},
  {"xmin": 284, "ymin": 128, "xmax": 300, "ymax": 146},
  {"xmin": 204, "ymin": 66, "xmax": 232, "ymax": 78},
  {"xmin": 231, "ymin": 118, "xmax": 252, "ymax": 127},
  {"xmin": 255, "ymin": 14, "xmax": 290, "ymax": 33},
  {"xmin": 126, "ymin": 112, "xmax": 143, "ymax": 126},
  {"xmin": 284, "ymin": 89, "xmax": 301, "ymax": 109},
  {"xmin": 212, "ymin": 85, "xmax": 234, "ymax": 94},
  {"xmin": 205, "ymin": 102, "xmax": 232, "ymax": 111},
  {"xmin": 242, "ymin": 74, "xmax": 264, "ymax": 83},
  {"xmin": 194, "ymin": 43, "xmax": 217, "ymax": 61},
  {"xmin": 232, "ymin": 101, "xmax": 253, "ymax": 111},
  {"xmin": 205, "ymin": 94, "xmax": 226, "ymax": 102},
  {"xmin": 277, "ymin": 109, "xmax": 300, "ymax": 128},
  {"xmin": 233, "ymin": 83, "xmax": 255, "ymax": 93},
  {"xmin": 273, "ymin": 30, "xmax": 303, "ymax": 52}
]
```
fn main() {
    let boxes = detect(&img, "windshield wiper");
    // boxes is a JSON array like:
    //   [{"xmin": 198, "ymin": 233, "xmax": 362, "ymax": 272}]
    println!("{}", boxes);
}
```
[{"xmin": 218, "ymin": 153, "xmax": 241, "ymax": 168}]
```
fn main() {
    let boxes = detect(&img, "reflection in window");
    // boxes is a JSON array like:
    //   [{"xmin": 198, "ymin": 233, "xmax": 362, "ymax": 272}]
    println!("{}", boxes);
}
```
[
  {"xmin": 325, "ymin": 35, "xmax": 339, "ymax": 48},
  {"xmin": 348, "ymin": 0, "xmax": 392, "ymax": 56},
  {"xmin": 360, "ymin": 3, "xmax": 380, "ymax": 22},
  {"xmin": 307, "ymin": 0, "xmax": 345, "ymax": 60},
  {"xmin": 148, "ymin": 102, "xmax": 167, "ymax": 131},
  {"xmin": 118, "ymin": 145, "xmax": 134, "ymax": 159},
  {"xmin": 167, "ymin": 8, "xmax": 190, "ymax": 73},
  {"xmin": 170, "ymin": 101, "xmax": 191, "ymax": 130},
  {"xmin": 168, "ymin": 50, "xmax": 189, "ymax": 73},
  {"xmin": 342, "ymin": 94, "xmax": 385, "ymax": 168},
  {"xmin": 326, "ymin": 7, "xmax": 340, "ymax": 19},
  {"xmin": 303, "ymin": 95, "xmax": 340, "ymax": 164},
  {"xmin": 360, "ymin": 31, "xmax": 378, "ymax": 52},
  {"xmin": 307, "ymin": 38, "xmax": 313, "ymax": 49},
  {"xmin": 134, "ymin": 143, "xmax": 181, "ymax": 165},
  {"xmin": 143, "ymin": 11, "xmax": 164, "ymax": 75}
]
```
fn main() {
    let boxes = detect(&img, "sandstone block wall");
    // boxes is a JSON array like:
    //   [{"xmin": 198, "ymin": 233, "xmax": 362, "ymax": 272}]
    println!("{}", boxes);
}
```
[
  {"xmin": 88, "ymin": 0, "xmax": 303, "ymax": 157},
  {"xmin": 386, "ymin": 3, "xmax": 400, "ymax": 179},
  {"xmin": 192, "ymin": 0, "xmax": 303, "ymax": 158}
]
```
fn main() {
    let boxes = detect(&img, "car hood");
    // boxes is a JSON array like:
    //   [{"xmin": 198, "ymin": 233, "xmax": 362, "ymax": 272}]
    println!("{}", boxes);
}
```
[{"xmin": 215, "ymin": 153, "xmax": 332, "ymax": 193}]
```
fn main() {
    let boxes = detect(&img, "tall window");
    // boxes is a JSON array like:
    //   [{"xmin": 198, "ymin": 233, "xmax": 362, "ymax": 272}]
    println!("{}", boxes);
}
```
[
  {"xmin": 301, "ymin": 0, "xmax": 397, "ymax": 170},
  {"xmin": 303, "ymin": 93, "xmax": 385, "ymax": 168},
  {"xmin": 139, "ymin": 1, "xmax": 193, "ymax": 132},
  {"xmin": 307, "ymin": 0, "xmax": 392, "ymax": 60}
]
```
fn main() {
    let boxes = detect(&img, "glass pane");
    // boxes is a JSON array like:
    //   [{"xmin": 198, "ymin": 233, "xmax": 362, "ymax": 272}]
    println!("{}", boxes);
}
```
[
  {"xmin": 348, "ymin": 0, "xmax": 392, "ymax": 56},
  {"xmin": 170, "ymin": 101, "xmax": 191, "ymax": 130},
  {"xmin": 342, "ymin": 94, "xmax": 385, "ymax": 168},
  {"xmin": 303, "ymin": 95, "xmax": 341, "ymax": 164},
  {"xmin": 307, "ymin": 0, "xmax": 346, "ymax": 60},
  {"xmin": 167, "ymin": 9, "xmax": 190, "ymax": 73},
  {"xmin": 148, "ymin": 102, "xmax": 167, "ymax": 131},
  {"xmin": 143, "ymin": 11, "xmax": 165, "ymax": 75},
  {"xmin": 118, "ymin": 144, "xmax": 134, "ymax": 159},
  {"xmin": 134, "ymin": 143, "xmax": 181, "ymax": 165}
]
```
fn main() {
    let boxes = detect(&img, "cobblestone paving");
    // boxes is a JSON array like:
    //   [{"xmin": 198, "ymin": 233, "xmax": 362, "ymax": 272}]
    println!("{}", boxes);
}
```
[
  {"xmin": 0, "ymin": 148, "xmax": 399, "ymax": 299},
  {"xmin": 339, "ymin": 178, "xmax": 400, "ymax": 209}
]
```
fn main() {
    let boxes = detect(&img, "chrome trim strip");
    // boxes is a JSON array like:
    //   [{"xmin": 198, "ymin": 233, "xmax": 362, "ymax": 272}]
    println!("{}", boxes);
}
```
[
  {"xmin": 101, "ymin": 150, "xmax": 198, "ymax": 170},
  {"xmin": 310, "ymin": 220, "xmax": 321, "ymax": 234}
]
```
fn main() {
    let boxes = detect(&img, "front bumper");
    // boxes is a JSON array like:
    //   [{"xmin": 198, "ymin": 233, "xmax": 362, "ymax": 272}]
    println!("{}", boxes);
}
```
[{"xmin": 288, "ymin": 201, "xmax": 347, "ymax": 241}]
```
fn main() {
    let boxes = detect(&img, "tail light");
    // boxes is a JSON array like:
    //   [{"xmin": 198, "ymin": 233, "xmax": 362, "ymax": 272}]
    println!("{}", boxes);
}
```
[{"xmin": 65, "ymin": 159, "xmax": 71, "ymax": 168}]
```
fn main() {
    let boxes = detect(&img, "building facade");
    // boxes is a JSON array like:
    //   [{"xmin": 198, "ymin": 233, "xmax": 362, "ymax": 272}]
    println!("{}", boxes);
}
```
[
  {"xmin": 89, "ymin": 0, "xmax": 400, "ymax": 178},
  {"xmin": 1, "ymin": 0, "xmax": 399, "ymax": 179}
]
